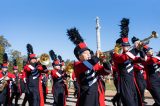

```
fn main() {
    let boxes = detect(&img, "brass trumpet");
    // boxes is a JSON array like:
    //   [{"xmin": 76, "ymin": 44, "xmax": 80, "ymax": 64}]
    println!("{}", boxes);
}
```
[
  {"xmin": 101, "ymin": 31, "xmax": 158, "ymax": 58},
  {"xmin": 141, "ymin": 31, "xmax": 158, "ymax": 43},
  {"xmin": 128, "ymin": 31, "xmax": 158, "ymax": 51}
]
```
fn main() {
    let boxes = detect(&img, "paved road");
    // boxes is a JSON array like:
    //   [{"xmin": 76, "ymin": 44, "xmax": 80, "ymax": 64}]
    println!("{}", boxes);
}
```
[{"xmin": 15, "ymin": 90, "xmax": 154, "ymax": 106}]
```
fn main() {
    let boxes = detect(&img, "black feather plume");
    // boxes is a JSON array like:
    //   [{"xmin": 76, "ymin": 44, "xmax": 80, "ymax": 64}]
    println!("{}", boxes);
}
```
[
  {"xmin": 3, "ymin": 53, "xmax": 8, "ymax": 63},
  {"xmin": 120, "ymin": 18, "xmax": 129, "ymax": 38},
  {"xmin": 67, "ymin": 27, "xmax": 84, "ymax": 45},
  {"xmin": 58, "ymin": 55, "xmax": 62, "ymax": 62},
  {"xmin": 26, "ymin": 44, "xmax": 34, "ymax": 54},
  {"xmin": 13, "ymin": 59, "xmax": 17, "ymax": 66},
  {"xmin": 49, "ymin": 50, "xmax": 57, "ymax": 61}
]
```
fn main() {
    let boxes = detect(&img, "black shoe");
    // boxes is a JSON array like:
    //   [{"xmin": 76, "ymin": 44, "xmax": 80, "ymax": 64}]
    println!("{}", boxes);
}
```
[{"xmin": 111, "ymin": 99, "xmax": 116, "ymax": 106}]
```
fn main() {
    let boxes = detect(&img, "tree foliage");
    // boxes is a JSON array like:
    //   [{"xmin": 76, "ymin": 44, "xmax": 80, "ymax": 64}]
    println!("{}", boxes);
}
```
[
  {"xmin": 0, "ymin": 35, "xmax": 11, "ymax": 63},
  {"xmin": 9, "ymin": 50, "xmax": 23, "ymax": 72},
  {"xmin": 0, "ymin": 35, "xmax": 25, "ymax": 72}
]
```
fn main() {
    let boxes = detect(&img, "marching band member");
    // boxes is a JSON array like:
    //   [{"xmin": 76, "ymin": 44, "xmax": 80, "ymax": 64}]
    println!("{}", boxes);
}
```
[
  {"xmin": 131, "ymin": 36, "xmax": 147, "ymax": 104},
  {"xmin": 142, "ymin": 45, "xmax": 160, "ymax": 106},
  {"xmin": 49, "ymin": 50, "xmax": 67, "ymax": 106},
  {"xmin": 11, "ymin": 59, "xmax": 22, "ymax": 106},
  {"xmin": 0, "ymin": 53, "xmax": 15, "ymax": 106},
  {"xmin": 24, "ymin": 44, "xmax": 45, "ymax": 106},
  {"xmin": 112, "ymin": 18, "xmax": 145, "ymax": 106},
  {"xmin": 67, "ymin": 27, "xmax": 111, "ymax": 106}
]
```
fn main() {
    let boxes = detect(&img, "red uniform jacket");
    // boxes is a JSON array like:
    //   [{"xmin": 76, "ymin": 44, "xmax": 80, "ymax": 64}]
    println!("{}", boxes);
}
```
[
  {"xmin": 112, "ymin": 52, "xmax": 143, "ymax": 106},
  {"xmin": 24, "ymin": 64, "xmax": 47, "ymax": 106},
  {"xmin": 142, "ymin": 56, "xmax": 160, "ymax": 89},
  {"xmin": 74, "ymin": 61, "xmax": 110, "ymax": 106}
]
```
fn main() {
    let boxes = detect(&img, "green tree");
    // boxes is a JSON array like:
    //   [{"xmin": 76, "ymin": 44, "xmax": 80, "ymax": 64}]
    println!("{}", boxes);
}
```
[
  {"xmin": 9, "ymin": 50, "xmax": 23, "ymax": 72},
  {"xmin": 0, "ymin": 35, "xmax": 11, "ymax": 63}
]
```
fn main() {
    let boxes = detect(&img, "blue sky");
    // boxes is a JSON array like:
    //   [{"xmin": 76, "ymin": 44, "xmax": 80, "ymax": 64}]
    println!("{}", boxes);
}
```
[{"xmin": 0, "ymin": 0, "xmax": 159, "ymax": 60}]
